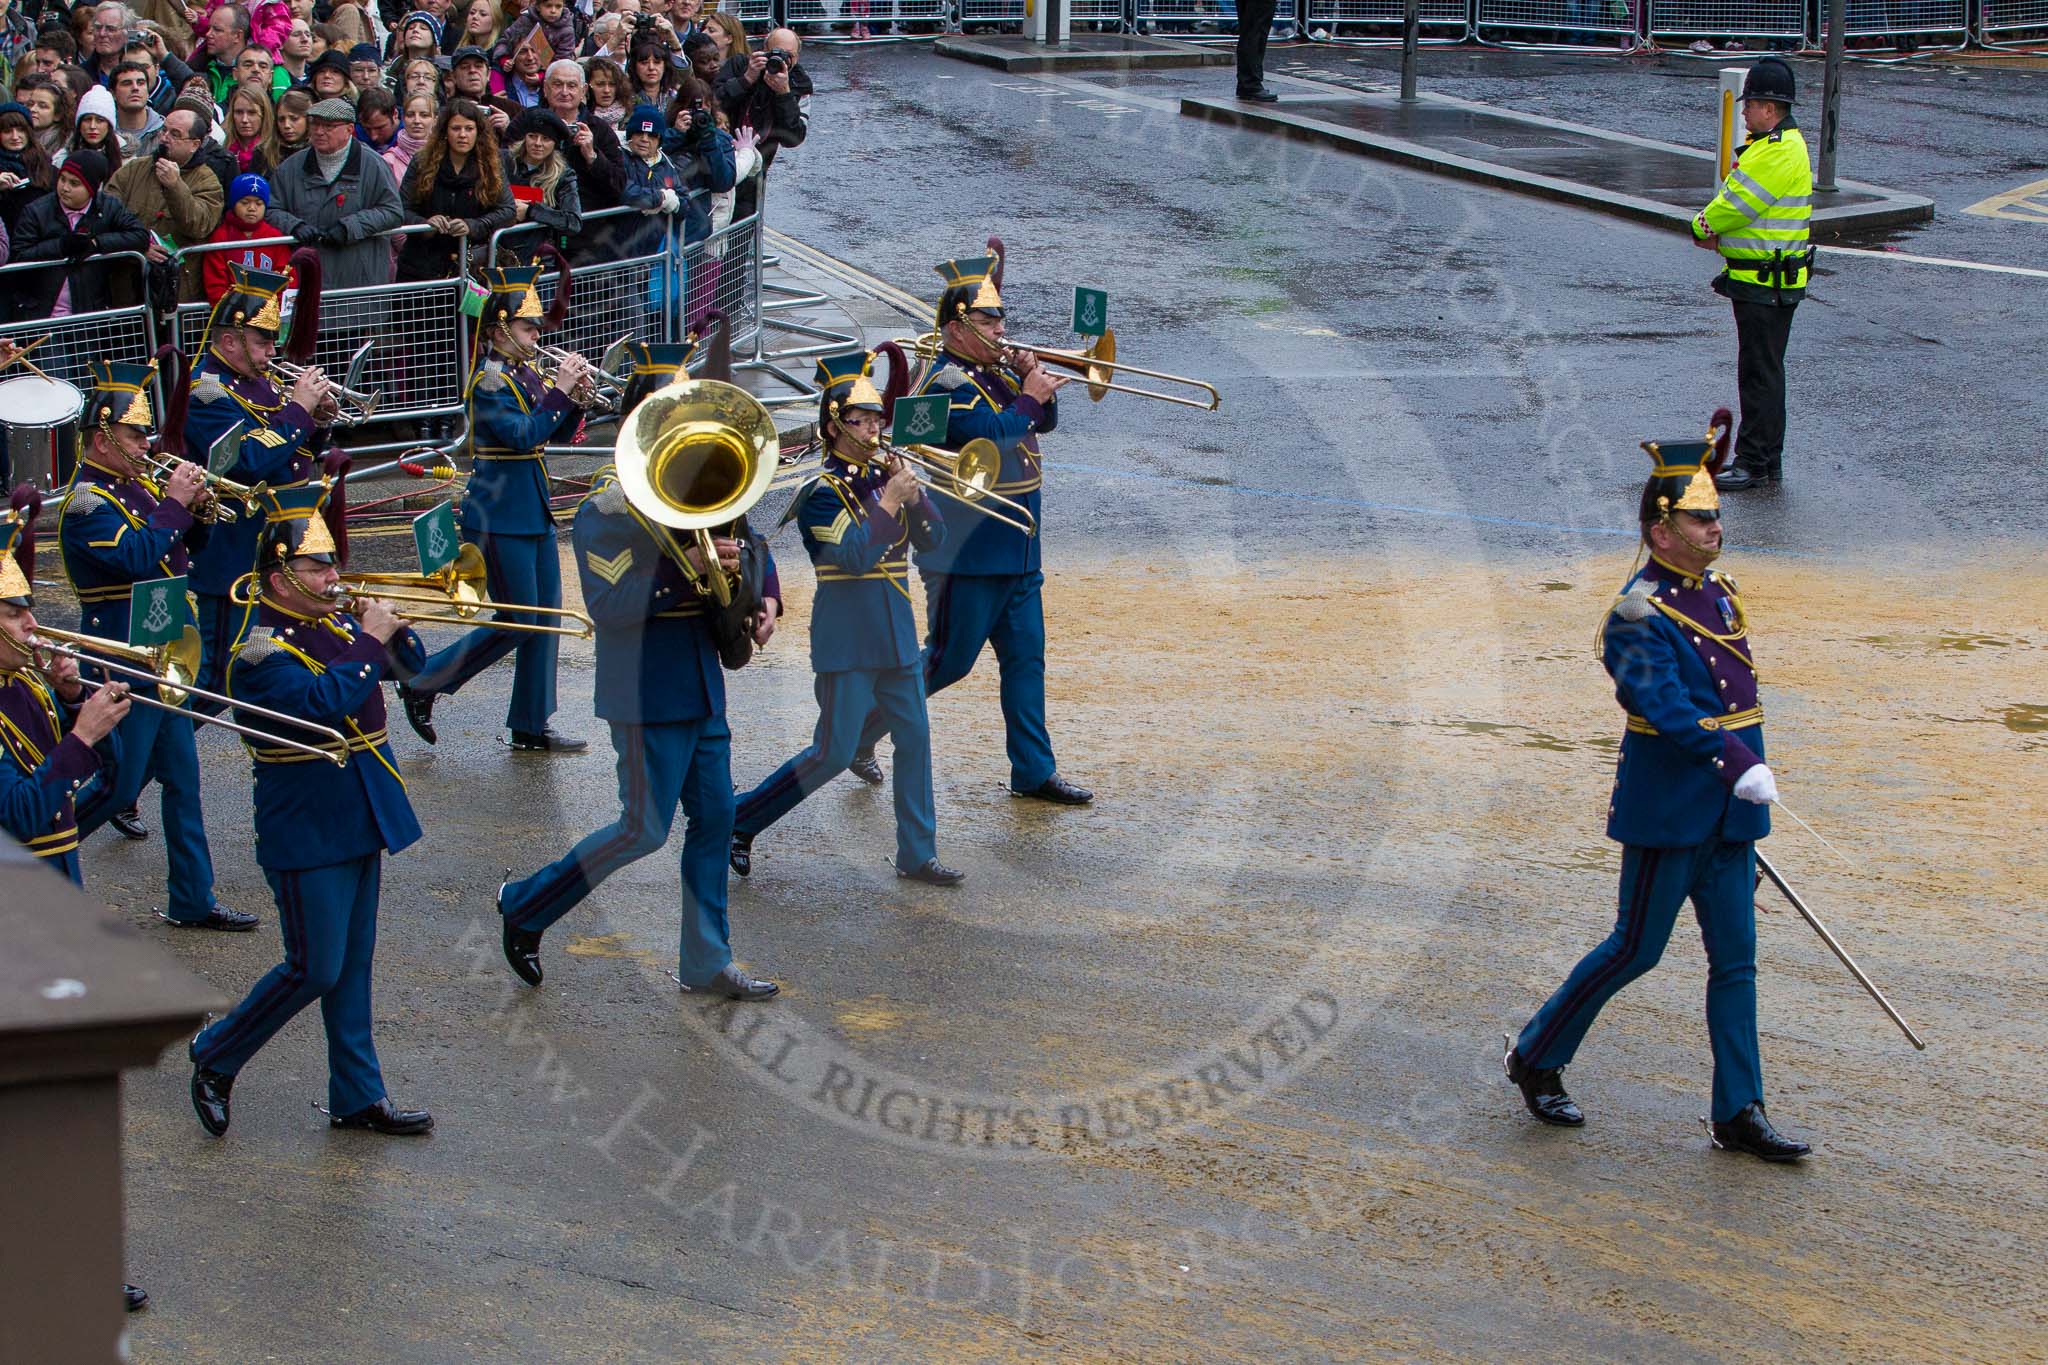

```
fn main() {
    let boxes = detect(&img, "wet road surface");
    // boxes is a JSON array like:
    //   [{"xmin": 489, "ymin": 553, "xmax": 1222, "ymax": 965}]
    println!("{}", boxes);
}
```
[{"xmin": 106, "ymin": 44, "xmax": 2045, "ymax": 1362}]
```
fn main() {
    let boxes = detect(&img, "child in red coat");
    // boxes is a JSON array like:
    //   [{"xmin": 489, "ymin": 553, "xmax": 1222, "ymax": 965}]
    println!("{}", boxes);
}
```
[{"xmin": 202, "ymin": 175, "xmax": 295, "ymax": 304}]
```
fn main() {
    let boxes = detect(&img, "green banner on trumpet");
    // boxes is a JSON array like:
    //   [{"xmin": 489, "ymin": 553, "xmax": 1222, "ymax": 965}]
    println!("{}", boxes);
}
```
[
  {"xmin": 128, "ymin": 575, "xmax": 189, "ymax": 649},
  {"xmin": 890, "ymin": 393, "xmax": 949, "ymax": 448},
  {"xmin": 1072, "ymin": 287, "xmax": 1109, "ymax": 337},
  {"xmin": 413, "ymin": 501, "xmax": 459, "ymax": 575}
]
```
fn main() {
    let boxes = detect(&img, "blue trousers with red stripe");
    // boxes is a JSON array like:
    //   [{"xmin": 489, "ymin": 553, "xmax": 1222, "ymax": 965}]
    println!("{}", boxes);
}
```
[
  {"xmin": 737, "ymin": 663, "xmax": 936, "ymax": 873},
  {"xmin": 856, "ymin": 571, "xmax": 1056, "ymax": 793},
  {"xmin": 1515, "ymin": 839, "xmax": 1764, "ymax": 1122},
  {"xmin": 191, "ymin": 853, "xmax": 387, "ymax": 1116},
  {"xmin": 407, "ymin": 530, "xmax": 561, "ymax": 734},
  {"xmin": 498, "ymin": 718, "xmax": 734, "ymax": 984}
]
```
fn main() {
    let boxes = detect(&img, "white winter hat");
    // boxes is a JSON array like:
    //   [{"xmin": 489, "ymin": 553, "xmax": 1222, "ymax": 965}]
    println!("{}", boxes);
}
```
[{"xmin": 76, "ymin": 84, "xmax": 117, "ymax": 126}]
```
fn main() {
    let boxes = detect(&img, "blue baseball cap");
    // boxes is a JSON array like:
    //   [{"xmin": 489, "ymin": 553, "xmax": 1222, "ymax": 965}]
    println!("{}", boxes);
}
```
[{"xmin": 624, "ymin": 104, "xmax": 663, "ymax": 139}]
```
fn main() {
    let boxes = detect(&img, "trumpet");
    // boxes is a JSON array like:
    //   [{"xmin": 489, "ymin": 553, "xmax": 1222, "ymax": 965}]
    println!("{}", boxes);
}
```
[
  {"xmin": 139, "ymin": 450, "xmax": 267, "ymax": 523},
  {"xmin": 535, "ymin": 338, "xmax": 632, "ymax": 414},
  {"xmin": 29, "ymin": 626, "xmax": 350, "ymax": 766},
  {"xmin": 268, "ymin": 359, "xmax": 382, "ymax": 425}
]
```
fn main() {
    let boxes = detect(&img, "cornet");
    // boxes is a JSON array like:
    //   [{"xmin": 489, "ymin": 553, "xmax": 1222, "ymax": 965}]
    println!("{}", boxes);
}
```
[
  {"xmin": 535, "ymin": 338, "xmax": 632, "ymax": 414},
  {"xmin": 139, "ymin": 450, "xmax": 267, "ymax": 524},
  {"xmin": 268, "ymin": 359, "xmax": 381, "ymax": 425}
]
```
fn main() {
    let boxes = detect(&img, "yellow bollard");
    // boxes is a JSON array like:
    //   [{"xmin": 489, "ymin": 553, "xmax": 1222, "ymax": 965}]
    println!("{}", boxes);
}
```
[{"xmin": 1718, "ymin": 66, "xmax": 1745, "ymax": 182}]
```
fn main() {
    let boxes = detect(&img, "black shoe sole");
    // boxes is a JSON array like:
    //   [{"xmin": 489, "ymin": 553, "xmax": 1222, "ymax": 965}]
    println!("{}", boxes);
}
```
[{"xmin": 161, "ymin": 911, "xmax": 259, "ymax": 932}]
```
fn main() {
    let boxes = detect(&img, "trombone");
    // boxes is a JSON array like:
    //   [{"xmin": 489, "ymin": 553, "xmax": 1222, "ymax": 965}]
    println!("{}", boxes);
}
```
[
  {"xmin": 139, "ymin": 450, "xmax": 267, "ymax": 523},
  {"xmin": 893, "ymin": 328, "xmax": 1221, "ymax": 412},
  {"xmin": 330, "ymin": 547, "xmax": 595, "ymax": 638},
  {"xmin": 29, "ymin": 626, "xmax": 350, "ymax": 766},
  {"xmin": 268, "ymin": 358, "xmax": 382, "ymax": 426},
  {"xmin": 866, "ymin": 437, "xmax": 1036, "ymax": 536}
]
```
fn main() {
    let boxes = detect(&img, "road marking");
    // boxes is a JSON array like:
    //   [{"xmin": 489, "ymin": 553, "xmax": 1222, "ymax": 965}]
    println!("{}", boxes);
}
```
[
  {"xmin": 1960, "ymin": 176, "xmax": 2048, "ymax": 222},
  {"xmin": 1824, "ymin": 245, "xmax": 2048, "ymax": 279}
]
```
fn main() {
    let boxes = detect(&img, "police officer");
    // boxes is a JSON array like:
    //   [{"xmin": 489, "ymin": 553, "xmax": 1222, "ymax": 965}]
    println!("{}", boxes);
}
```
[
  {"xmin": 1502, "ymin": 418, "xmax": 1809, "ymax": 1162},
  {"xmin": 1692, "ymin": 57, "xmax": 1812, "ymax": 493},
  {"xmin": 398, "ymin": 267, "xmax": 589, "ymax": 754},
  {"xmin": 61, "ymin": 362, "xmax": 256, "ymax": 931},
  {"xmin": 0, "ymin": 491, "xmax": 132, "ymax": 884},
  {"xmin": 496, "ymin": 345, "xmax": 780, "ymax": 999},
  {"xmin": 184, "ymin": 263, "xmax": 339, "ymax": 704},
  {"xmin": 729, "ymin": 351, "xmax": 963, "ymax": 887},
  {"xmin": 187, "ymin": 487, "xmax": 435, "ymax": 1138},
  {"xmin": 849, "ymin": 255, "xmax": 1093, "ymax": 808}
]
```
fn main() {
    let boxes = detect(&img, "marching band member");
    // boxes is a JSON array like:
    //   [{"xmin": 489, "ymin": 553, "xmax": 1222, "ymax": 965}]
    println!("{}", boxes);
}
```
[
  {"xmin": 728, "ymin": 351, "xmax": 963, "ymax": 887},
  {"xmin": 496, "ymin": 342, "xmax": 780, "ymax": 998},
  {"xmin": 1503, "ymin": 419, "xmax": 1808, "ymax": 1162},
  {"xmin": 183, "ymin": 261, "xmax": 337, "ymax": 707},
  {"xmin": 60, "ymin": 362, "xmax": 256, "ymax": 931},
  {"xmin": 398, "ymin": 266, "xmax": 590, "ymax": 754},
  {"xmin": 188, "ymin": 487, "xmax": 435, "ymax": 1138},
  {"xmin": 850, "ymin": 253, "xmax": 1093, "ymax": 807},
  {"xmin": 1, "ymin": 489, "xmax": 132, "ymax": 884}
]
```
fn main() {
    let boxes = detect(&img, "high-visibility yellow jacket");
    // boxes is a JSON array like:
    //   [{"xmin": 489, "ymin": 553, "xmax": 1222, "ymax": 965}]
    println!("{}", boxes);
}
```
[{"xmin": 1694, "ymin": 114, "xmax": 1813, "ymax": 302}]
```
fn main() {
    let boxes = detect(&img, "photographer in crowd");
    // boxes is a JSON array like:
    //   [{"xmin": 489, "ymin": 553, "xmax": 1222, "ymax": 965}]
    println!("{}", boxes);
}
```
[{"xmin": 712, "ymin": 26, "xmax": 805, "ymax": 222}]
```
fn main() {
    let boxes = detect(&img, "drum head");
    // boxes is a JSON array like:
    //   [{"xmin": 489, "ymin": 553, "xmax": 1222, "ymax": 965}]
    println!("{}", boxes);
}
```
[{"xmin": 0, "ymin": 373, "xmax": 85, "ymax": 424}]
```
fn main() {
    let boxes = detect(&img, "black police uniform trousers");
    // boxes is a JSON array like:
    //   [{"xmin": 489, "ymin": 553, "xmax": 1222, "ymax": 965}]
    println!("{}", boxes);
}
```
[
  {"xmin": 1732, "ymin": 298, "xmax": 1796, "ymax": 476},
  {"xmin": 1236, "ymin": 0, "xmax": 1278, "ymax": 94}
]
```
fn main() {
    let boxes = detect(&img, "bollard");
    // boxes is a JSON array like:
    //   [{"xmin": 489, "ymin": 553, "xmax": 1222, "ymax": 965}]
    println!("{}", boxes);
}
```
[{"xmin": 1717, "ymin": 67, "xmax": 1745, "ymax": 183}]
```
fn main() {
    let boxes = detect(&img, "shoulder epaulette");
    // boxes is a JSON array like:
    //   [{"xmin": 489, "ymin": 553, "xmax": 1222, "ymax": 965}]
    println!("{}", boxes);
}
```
[
  {"xmin": 926, "ymin": 364, "xmax": 971, "ymax": 393},
  {"xmin": 471, "ymin": 368, "xmax": 510, "ymax": 395},
  {"xmin": 583, "ymin": 478, "xmax": 627, "ymax": 516},
  {"xmin": 62, "ymin": 485, "xmax": 107, "ymax": 519},
  {"xmin": 190, "ymin": 373, "xmax": 231, "ymax": 404},
  {"xmin": 1612, "ymin": 578, "xmax": 1657, "ymax": 623},
  {"xmin": 233, "ymin": 630, "xmax": 280, "ymax": 665}
]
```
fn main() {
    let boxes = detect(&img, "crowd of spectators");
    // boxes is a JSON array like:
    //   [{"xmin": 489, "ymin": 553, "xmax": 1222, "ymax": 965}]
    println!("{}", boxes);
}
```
[{"xmin": 0, "ymin": 0, "xmax": 810, "ymax": 344}]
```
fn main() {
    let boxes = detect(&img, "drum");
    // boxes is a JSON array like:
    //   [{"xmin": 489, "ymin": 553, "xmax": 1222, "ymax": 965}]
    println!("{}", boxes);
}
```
[{"xmin": 0, "ymin": 372, "xmax": 84, "ymax": 492}]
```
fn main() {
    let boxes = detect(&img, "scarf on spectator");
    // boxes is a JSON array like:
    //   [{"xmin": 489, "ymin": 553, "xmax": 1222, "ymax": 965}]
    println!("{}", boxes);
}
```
[
  {"xmin": 230, "ymin": 136, "xmax": 262, "ymax": 171},
  {"xmin": 0, "ymin": 145, "xmax": 25, "ymax": 180},
  {"xmin": 316, "ymin": 141, "xmax": 351, "ymax": 182}
]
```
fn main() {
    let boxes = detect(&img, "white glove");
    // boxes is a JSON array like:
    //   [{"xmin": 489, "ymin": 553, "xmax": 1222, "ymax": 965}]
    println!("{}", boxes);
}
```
[
  {"xmin": 1733, "ymin": 763, "xmax": 1778, "ymax": 806},
  {"xmin": 659, "ymin": 188, "xmax": 680, "ymax": 214}
]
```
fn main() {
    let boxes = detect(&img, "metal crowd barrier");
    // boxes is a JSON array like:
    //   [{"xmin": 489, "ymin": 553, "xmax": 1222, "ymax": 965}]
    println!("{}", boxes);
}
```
[
  {"xmin": 1312, "ymin": 0, "xmax": 1472, "ymax": 38},
  {"xmin": 785, "ymin": 0, "xmax": 951, "ymax": 32},
  {"xmin": 1842, "ymin": 0, "xmax": 1970, "ymax": 45},
  {"xmin": 1979, "ymin": 0, "xmax": 2048, "ymax": 43},
  {"xmin": 1646, "ymin": 0, "xmax": 1804, "ymax": 44},
  {"xmin": 1475, "ymin": 0, "xmax": 1633, "ymax": 45},
  {"xmin": 0, "ymin": 253, "xmax": 159, "ymax": 392}
]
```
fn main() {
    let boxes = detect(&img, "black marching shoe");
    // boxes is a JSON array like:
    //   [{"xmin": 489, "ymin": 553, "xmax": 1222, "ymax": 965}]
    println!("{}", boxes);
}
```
[
  {"xmin": 190, "ymin": 1061, "xmax": 233, "ymax": 1137},
  {"xmin": 897, "ymin": 857, "xmax": 967, "ymax": 887},
  {"xmin": 109, "ymin": 803, "xmax": 148, "ymax": 840},
  {"xmin": 123, "ymin": 1283, "xmax": 149, "ymax": 1312},
  {"xmin": 397, "ymin": 683, "xmax": 437, "ymax": 745},
  {"xmin": 502, "ymin": 911, "xmax": 543, "ymax": 988},
  {"xmin": 1238, "ymin": 86, "xmax": 1280, "ymax": 102},
  {"xmin": 681, "ymin": 963, "xmax": 780, "ymax": 1001},
  {"xmin": 1503, "ymin": 1033, "xmax": 1584, "ymax": 1126},
  {"xmin": 161, "ymin": 906, "xmax": 260, "ymax": 932},
  {"xmin": 509, "ymin": 728, "xmax": 588, "ymax": 753},
  {"xmin": 847, "ymin": 750, "xmax": 885, "ymax": 786},
  {"xmin": 1713, "ymin": 460, "xmax": 1773, "ymax": 492},
  {"xmin": 729, "ymin": 831, "xmax": 754, "ymax": 877},
  {"xmin": 1014, "ymin": 774, "xmax": 1094, "ymax": 805},
  {"xmin": 330, "ymin": 1097, "xmax": 435, "ymax": 1135},
  {"xmin": 1706, "ymin": 1101, "xmax": 1809, "ymax": 1162}
]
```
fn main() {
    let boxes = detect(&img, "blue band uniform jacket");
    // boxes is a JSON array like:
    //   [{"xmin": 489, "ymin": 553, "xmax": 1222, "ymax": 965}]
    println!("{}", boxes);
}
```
[
  {"xmin": 574, "ymin": 474, "xmax": 780, "ymax": 726},
  {"xmin": 465, "ymin": 355, "xmax": 580, "ymax": 537},
  {"xmin": 909, "ymin": 350, "xmax": 1049, "ymax": 577},
  {"xmin": 227, "ymin": 602, "xmax": 426, "ymax": 871},
  {"xmin": 58, "ymin": 464, "xmax": 204, "ymax": 700},
  {"xmin": 1601, "ymin": 555, "xmax": 1769, "ymax": 849},
  {"xmin": 183, "ymin": 356, "xmax": 321, "ymax": 595},
  {"xmin": 0, "ymin": 665, "xmax": 106, "ymax": 871},
  {"xmin": 799, "ymin": 455, "xmax": 944, "ymax": 674}
]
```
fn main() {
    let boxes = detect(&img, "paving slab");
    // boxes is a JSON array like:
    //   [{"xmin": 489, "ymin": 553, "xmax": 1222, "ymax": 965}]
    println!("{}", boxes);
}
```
[
  {"xmin": 1181, "ymin": 88, "xmax": 1933, "ymax": 237},
  {"xmin": 937, "ymin": 32, "xmax": 1230, "ymax": 72}
]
